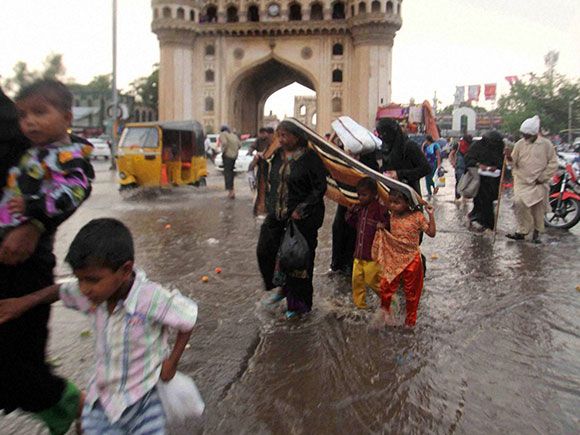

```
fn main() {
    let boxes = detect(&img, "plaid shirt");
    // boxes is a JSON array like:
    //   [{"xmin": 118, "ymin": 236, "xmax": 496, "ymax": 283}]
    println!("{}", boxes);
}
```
[{"xmin": 60, "ymin": 269, "xmax": 198, "ymax": 422}]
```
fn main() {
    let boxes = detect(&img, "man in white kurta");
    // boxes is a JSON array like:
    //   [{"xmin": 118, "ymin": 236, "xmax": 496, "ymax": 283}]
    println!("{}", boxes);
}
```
[{"xmin": 506, "ymin": 116, "xmax": 558, "ymax": 243}]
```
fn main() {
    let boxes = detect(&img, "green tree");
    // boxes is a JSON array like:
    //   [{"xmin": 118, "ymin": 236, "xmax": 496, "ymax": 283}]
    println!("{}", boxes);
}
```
[
  {"xmin": 69, "ymin": 74, "xmax": 112, "ymax": 94},
  {"xmin": 129, "ymin": 65, "xmax": 158, "ymax": 109},
  {"xmin": 2, "ymin": 53, "xmax": 66, "ymax": 94},
  {"xmin": 498, "ymin": 72, "xmax": 580, "ymax": 135}
]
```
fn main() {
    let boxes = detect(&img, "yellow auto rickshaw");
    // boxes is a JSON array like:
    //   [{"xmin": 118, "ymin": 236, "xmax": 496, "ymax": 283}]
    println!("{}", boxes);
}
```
[{"xmin": 116, "ymin": 121, "xmax": 207, "ymax": 189}]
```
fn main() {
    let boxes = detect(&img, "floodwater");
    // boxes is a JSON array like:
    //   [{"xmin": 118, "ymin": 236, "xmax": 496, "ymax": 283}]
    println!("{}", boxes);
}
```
[{"xmin": 2, "ymin": 161, "xmax": 579, "ymax": 434}]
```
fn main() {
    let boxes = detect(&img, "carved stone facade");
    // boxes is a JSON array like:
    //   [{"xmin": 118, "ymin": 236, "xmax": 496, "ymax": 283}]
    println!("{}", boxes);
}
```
[
  {"xmin": 152, "ymin": 0, "xmax": 403, "ymax": 134},
  {"xmin": 294, "ymin": 95, "xmax": 317, "ymax": 129}
]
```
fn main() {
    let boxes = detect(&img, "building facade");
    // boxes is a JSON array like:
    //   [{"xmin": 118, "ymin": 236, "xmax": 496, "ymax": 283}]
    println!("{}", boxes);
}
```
[{"xmin": 152, "ymin": 0, "xmax": 403, "ymax": 134}]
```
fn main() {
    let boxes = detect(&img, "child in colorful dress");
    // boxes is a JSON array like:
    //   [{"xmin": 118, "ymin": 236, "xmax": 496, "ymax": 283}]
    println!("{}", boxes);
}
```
[
  {"xmin": 346, "ymin": 177, "xmax": 390, "ymax": 309},
  {"xmin": 0, "ymin": 218, "xmax": 198, "ymax": 434},
  {"xmin": 0, "ymin": 79, "xmax": 93, "ymax": 235},
  {"xmin": 373, "ymin": 190, "xmax": 436, "ymax": 326}
]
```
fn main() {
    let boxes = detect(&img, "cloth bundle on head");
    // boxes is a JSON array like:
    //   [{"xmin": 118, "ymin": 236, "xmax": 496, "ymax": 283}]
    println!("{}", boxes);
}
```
[
  {"xmin": 331, "ymin": 116, "xmax": 382, "ymax": 155},
  {"xmin": 520, "ymin": 115, "xmax": 540, "ymax": 135}
]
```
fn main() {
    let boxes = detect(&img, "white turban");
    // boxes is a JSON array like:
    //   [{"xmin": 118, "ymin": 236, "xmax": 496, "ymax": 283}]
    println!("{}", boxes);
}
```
[
  {"xmin": 520, "ymin": 115, "xmax": 540, "ymax": 135},
  {"xmin": 331, "ymin": 116, "xmax": 382, "ymax": 155}
]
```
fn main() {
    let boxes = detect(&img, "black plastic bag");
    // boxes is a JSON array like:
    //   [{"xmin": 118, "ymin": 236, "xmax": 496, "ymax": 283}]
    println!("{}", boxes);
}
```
[{"xmin": 278, "ymin": 221, "xmax": 310, "ymax": 273}]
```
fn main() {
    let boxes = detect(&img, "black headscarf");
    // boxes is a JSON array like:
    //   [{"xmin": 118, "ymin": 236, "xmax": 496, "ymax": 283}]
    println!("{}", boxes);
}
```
[
  {"xmin": 0, "ymin": 88, "xmax": 29, "ymax": 192},
  {"xmin": 376, "ymin": 118, "xmax": 407, "ymax": 161},
  {"xmin": 465, "ymin": 130, "xmax": 504, "ymax": 168}
]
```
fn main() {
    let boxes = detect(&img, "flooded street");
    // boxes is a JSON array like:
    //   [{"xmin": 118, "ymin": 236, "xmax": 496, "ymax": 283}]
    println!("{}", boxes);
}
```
[{"xmin": 2, "ymin": 161, "xmax": 579, "ymax": 434}]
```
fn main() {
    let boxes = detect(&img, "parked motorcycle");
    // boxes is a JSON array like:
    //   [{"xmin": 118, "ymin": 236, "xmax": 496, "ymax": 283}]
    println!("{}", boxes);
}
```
[{"xmin": 544, "ymin": 154, "xmax": 580, "ymax": 229}]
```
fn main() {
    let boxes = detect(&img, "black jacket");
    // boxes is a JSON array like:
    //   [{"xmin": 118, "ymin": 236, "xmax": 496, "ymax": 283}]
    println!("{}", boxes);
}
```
[{"xmin": 381, "ymin": 138, "xmax": 431, "ymax": 195}]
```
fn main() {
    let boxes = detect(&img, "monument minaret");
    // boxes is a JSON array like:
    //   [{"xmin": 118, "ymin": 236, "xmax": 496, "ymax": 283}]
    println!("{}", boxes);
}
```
[{"xmin": 152, "ymin": 0, "xmax": 403, "ymax": 132}]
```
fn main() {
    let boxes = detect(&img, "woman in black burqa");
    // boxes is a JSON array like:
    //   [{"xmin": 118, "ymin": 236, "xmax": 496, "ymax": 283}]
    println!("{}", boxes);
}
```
[
  {"xmin": 256, "ymin": 121, "xmax": 327, "ymax": 319},
  {"xmin": 376, "ymin": 118, "xmax": 431, "ymax": 196},
  {"xmin": 0, "ymin": 88, "xmax": 91, "ymax": 432},
  {"xmin": 465, "ymin": 131, "xmax": 505, "ymax": 231}
]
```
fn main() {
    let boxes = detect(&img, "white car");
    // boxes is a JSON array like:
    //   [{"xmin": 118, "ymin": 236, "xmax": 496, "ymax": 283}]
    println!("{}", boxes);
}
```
[
  {"xmin": 89, "ymin": 137, "xmax": 111, "ymax": 160},
  {"xmin": 215, "ymin": 138, "xmax": 256, "ymax": 172}
]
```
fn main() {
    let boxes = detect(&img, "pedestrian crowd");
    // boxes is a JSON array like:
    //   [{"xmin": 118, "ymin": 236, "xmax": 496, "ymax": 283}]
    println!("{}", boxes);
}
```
[{"xmin": 0, "ymin": 78, "xmax": 561, "ymax": 435}]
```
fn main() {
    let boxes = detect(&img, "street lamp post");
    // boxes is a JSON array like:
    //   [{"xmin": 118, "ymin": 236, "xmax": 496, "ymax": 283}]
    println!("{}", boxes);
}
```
[
  {"xmin": 568, "ymin": 100, "xmax": 573, "ymax": 146},
  {"xmin": 110, "ymin": 0, "xmax": 118, "ymax": 170}
]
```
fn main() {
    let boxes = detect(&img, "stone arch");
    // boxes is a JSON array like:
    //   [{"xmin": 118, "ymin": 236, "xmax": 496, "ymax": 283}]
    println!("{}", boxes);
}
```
[
  {"xmin": 205, "ymin": 44, "xmax": 215, "ymax": 56},
  {"xmin": 229, "ymin": 55, "xmax": 318, "ymax": 133},
  {"xmin": 358, "ymin": 2, "xmax": 367, "ymax": 14},
  {"xmin": 205, "ymin": 96, "xmax": 214, "ymax": 112},
  {"xmin": 289, "ymin": 2, "xmax": 303, "ymax": 21},
  {"xmin": 176, "ymin": 7, "xmax": 185, "ymax": 19},
  {"xmin": 332, "ymin": 43, "xmax": 344, "ymax": 56},
  {"xmin": 247, "ymin": 4, "xmax": 260, "ymax": 22},
  {"xmin": 226, "ymin": 5, "xmax": 239, "ymax": 22},
  {"xmin": 310, "ymin": 2, "xmax": 323, "ymax": 20},
  {"xmin": 299, "ymin": 104, "xmax": 307, "ymax": 115},
  {"xmin": 452, "ymin": 107, "xmax": 476, "ymax": 132},
  {"xmin": 332, "ymin": 1, "xmax": 346, "ymax": 19},
  {"xmin": 162, "ymin": 6, "xmax": 171, "ymax": 18},
  {"xmin": 190, "ymin": 10, "xmax": 195, "ymax": 21},
  {"xmin": 386, "ymin": 1, "xmax": 393, "ymax": 14},
  {"xmin": 202, "ymin": 5, "xmax": 218, "ymax": 23},
  {"xmin": 332, "ymin": 68, "xmax": 343, "ymax": 82},
  {"xmin": 205, "ymin": 69, "xmax": 215, "ymax": 82},
  {"xmin": 371, "ymin": 1, "xmax": 381, "ymax": 12},
  {"xmin": 332, "ymin": 97, "xmax": 342, "ymax": 112}
]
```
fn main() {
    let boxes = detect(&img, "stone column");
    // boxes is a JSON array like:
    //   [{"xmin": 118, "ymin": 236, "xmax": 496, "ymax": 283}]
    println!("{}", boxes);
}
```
[
  {"xmin": 157, "ymin": 29, "xmax": 195, "ymax": 121},
  {"xmin": 351, "ymin": 23, "xmax": 396, "ymax": 127}
]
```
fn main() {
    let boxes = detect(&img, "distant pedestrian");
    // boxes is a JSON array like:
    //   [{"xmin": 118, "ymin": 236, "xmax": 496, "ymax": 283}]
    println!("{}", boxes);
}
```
[
  {"xmin": 505, "ymin": 116, "xmax": 558, "ymax": 243},
  {"xmin": 0, "ymin": 218, "xmax": 199, "ymax": 434},
  {"xmin": 464, "ymin": 131, "xmax": 505, "ymax": 232},
  {"xmin": 373, "ymin": 191, "xmax": 436, "ymax": 327},
  {"xmin": 421, "ymin": 135, "xmax": 442, "ymax": 198},
  {"xmin": 449, "ymin": 134, "xmax": 472, "ymax": 200},
  {"xmin": 219, "ymin": 125, "xmax": 241, "ymax": 199},
  {"xmin": 346, "ymin": 177, "xmax": 389, "ymax": 309}
]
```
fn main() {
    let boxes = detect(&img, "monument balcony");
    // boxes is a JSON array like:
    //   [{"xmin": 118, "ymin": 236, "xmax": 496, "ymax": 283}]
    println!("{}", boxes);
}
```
[{"xmin": 152, "ymin": 13, "xmax": 400, "ymax": 38}]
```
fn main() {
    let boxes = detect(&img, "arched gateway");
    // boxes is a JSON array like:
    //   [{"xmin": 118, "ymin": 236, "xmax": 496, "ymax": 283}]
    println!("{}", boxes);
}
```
[{"xmin": 152, "ymin": 0, "xmax": 403, "ymax": 134}]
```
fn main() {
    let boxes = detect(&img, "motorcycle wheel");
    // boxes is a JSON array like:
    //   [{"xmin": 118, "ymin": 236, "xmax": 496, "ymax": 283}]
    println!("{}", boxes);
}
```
[{"xmin": 544, "ymin": 197, "xmax": 580, "ymax": 229}]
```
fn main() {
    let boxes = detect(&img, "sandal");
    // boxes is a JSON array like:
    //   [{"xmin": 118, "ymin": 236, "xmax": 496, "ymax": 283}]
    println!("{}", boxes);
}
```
[{"xmin": 506, "ymin": 232, "xmax": 526, "ymax": 240}]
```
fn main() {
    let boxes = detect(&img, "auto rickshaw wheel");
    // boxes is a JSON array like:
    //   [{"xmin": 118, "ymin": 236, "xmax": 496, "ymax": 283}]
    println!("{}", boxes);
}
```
[{"xmin": 119, "ymin": 183, "xmax": 138, "ymax": 191}]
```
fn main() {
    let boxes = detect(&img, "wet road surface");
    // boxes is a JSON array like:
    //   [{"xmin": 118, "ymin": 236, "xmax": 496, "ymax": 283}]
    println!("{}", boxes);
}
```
[{"xmin": 2, "ymin": 161, "xmax": 579, "ymax": 434}]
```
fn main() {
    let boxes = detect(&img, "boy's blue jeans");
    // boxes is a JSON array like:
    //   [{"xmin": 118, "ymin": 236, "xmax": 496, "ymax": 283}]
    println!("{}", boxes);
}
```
[{"xmin": 82, "ymin": 387, "xmax": 166, "ymax": 434}]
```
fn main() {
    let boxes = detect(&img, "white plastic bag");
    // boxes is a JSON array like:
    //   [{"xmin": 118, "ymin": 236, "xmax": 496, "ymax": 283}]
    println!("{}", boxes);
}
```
[
  {"xmin": 157, "ymin": 372, "xmax": 205, "ymax": 425},
  {"xmin": 434, "ymin": 175, "xmax": 446, "ymax": 188}
]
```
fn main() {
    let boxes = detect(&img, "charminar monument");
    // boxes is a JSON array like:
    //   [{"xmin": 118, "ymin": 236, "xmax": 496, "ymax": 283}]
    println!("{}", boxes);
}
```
[{"xmin": 152, "ymin": 0, "xmax": 403, "ymax": 133}]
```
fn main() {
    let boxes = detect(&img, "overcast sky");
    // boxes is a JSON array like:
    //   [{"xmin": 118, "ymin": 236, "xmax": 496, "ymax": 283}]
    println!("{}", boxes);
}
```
[{"xmin": 1, "ymin": 0, "xmax": 578, "ymax": 119}]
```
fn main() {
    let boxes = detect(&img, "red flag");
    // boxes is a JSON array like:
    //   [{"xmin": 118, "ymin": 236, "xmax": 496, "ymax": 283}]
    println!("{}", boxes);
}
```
[
  {"xmin": 484, "ymin": 83, "xmax": 497, "ymax": 100},
  {"xmin": 505, "ymin": 76, "xmax": 518, "ymax": 86}
]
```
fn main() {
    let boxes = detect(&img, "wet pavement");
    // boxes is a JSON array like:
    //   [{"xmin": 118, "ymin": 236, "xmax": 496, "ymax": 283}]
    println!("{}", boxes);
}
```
[{"xmin": 2, "ymin": 160, "xmax": 579, "ymax": 434}]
